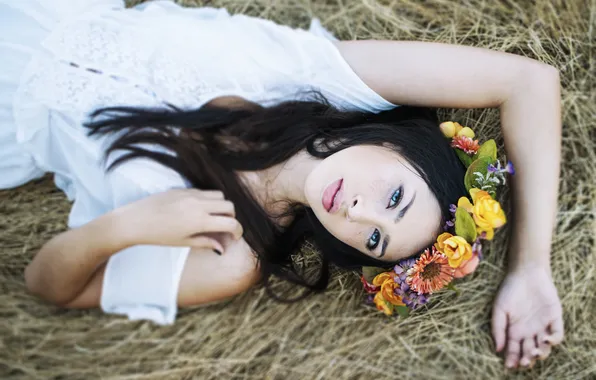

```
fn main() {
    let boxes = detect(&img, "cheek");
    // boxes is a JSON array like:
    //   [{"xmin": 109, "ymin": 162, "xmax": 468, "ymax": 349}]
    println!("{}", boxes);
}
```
[
  {"xmin": 324, "ymin": 220, "xmax": 365, "ymax": 249},
  {"xmin": 304, "ymin": 173, "xmax": 324, "ymax": 210}
]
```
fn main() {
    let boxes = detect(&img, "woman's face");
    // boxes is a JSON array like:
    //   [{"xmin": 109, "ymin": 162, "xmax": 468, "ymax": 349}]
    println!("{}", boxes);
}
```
[{"xmin": 304, "ymin": 145, "xmax": 442, "ymax": 262}]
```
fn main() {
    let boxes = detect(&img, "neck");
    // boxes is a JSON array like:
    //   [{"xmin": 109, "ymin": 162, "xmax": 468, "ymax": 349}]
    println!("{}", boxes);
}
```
[{"xmin": 240, "ymin": 151, "xmax": 317, "ymax": 219}]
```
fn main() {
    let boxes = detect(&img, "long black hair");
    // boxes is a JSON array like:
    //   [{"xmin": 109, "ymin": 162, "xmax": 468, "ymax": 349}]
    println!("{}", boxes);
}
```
[{"xmin": 85, "ymin": 94, "xmax": 467, "ymax": 301}]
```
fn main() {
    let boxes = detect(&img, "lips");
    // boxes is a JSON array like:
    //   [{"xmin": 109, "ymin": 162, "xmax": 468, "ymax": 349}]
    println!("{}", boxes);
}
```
[{"xmin": 322, "ymin": 179, "xmax": 343, "ymax": 214}]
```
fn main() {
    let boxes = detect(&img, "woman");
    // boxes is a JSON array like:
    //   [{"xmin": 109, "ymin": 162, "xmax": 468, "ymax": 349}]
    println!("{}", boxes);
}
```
[{"xmin": 0, "ymin": 0, "xmax": 563, "ymax": 369}]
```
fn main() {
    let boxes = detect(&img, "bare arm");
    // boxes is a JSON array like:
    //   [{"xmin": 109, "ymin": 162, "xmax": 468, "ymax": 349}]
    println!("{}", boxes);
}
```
[
  {"xmin": 64, "ymin": 240, "xmax": 260, "ymax": 309},
  {"xmin": 336, "ymin": 40, "xmax": 562, "ymax": 368},
  {"xmin": 24, "ymin": 210, "xmax": 129, "ymax": 305},
  {"xmin": 337, "ymin": 40, "xmax": 560, "ymax": 272},
  {"xmin": 25, "ymin": 189, "xmax": 253, "ymax": 308}
]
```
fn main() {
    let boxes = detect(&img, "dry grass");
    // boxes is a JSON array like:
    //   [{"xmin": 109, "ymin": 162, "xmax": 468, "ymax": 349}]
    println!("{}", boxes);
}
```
[{"xmin": 1, "ymin": 0, "xmax": 595, "ymax": 379}]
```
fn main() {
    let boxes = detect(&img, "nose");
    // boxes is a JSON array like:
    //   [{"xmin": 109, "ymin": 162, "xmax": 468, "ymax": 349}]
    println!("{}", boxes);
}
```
[{"xmin": 346, "ymin": 195, "xmax": 376, "ymax": 224}]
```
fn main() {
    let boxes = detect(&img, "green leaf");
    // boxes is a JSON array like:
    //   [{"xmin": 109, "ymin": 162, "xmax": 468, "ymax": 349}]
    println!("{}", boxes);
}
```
[
  {"xmin": 455, "ymin": 207, "xmax": 477, "ymax": 243},
  {"xmin": 464, "ymin": 156, "xmax": 493, "ymax": 192},
  {"xmin": 455, "ymin": 149, "xmax": 473, "ymax": 168},
  {"xmin": 395, "ymin": 305, "xmax": 410, "ymax": 318},
  {"xmin": 474, "ymin": 139, "xmax": 497, "ymax": 161},
  {"xmin": 362, "ymin": 266, "xmax": 387, "ymax": 283}
]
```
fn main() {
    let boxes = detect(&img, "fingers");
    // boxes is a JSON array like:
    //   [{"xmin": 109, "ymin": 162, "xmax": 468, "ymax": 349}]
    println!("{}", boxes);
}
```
[
  {"xmin": 186, "ymin": 190, "xmax": 235, "ymax": 217},
  {"xmin": 207, "ymin": 216, "xmax": 244, "ymax": 240},
  {"xmin": 519, "ymin": 338, "xmax": 536, "ymax": 368},
  {"xmin": 492, "ymin": 309, "xmax": 507, "ymax": 352},
  {"xmin": 505, "ymin": 338, "xmax": 522, "ymax": 369},
  {"xmin": 502, "ymin": 320, "xmax": 563, "ymax": 369},
  {"xmin": 181, "ymin": 188, "xmax": 225, "ymax": 200},
  {"xmin": 205, "ymin": 200, "xmax": 236, "ymax": 217},
  {"xmin": 187, "ymin": 236, "xmax": 224, "ymax": 254},
  {"xmin": 198, "ymin": 190, "xmax": 225, "ymax": 200},
  {"xmin": 545, "ymin": 318, "xmax": 564, "ymax": 345},
  {"xmin": 535, "ymin": 332, "xmax": 552, "ymax": 360}
]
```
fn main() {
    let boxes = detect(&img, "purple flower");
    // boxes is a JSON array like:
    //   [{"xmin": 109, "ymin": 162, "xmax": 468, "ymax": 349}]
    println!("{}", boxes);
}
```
[
  {"xmin": 400, "ymin": 282, "xmax": 410, "ymax": 293},
  {"xmin": 488, "ymin": 160, "xmax": 515, "ymax": 176},
  {"xmin": 505, "ymin": 161, "xmax": 515, "ymax": 175},
  {"xmin": 401, "ymin": 291, "xmax": 429, "ymax": 310},
  {"xmin": 391, "ymin": 268, "xmax": 430, "ymax": 310},
  {"xmin": 394, "ymin": 260, "xmax": 413, "ymax": 283},
  {"xmin": 443, "ymin": 220, "xmax": 455, "ymax": 231},
  {"xmin": 449, "ymin": 204, "xmax": 457, "ymax": 214},
  {"xmin": 472, "ymin": 239, "xmax": 484, "ymax": 260}
]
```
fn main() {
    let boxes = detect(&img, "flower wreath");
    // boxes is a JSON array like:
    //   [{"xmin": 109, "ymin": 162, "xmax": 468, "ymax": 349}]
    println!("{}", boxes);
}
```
[{"xmin": 360, "ymin": 121, "xmax": 515, "ymax": 317}]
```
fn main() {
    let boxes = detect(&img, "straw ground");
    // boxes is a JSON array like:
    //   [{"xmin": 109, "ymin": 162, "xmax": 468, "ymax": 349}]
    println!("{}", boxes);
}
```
[{"xmin": 1, "ymin": 0, "xmax": 594, "ymax": 379}]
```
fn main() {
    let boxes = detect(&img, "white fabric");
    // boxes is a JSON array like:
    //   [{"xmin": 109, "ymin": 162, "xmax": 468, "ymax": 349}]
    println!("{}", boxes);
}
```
[{"xmin": 0, "ymin": 0, "xmax": 396, "ymax": 324}]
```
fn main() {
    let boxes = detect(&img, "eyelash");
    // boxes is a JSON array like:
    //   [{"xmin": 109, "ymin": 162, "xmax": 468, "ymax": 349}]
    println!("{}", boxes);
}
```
[
  {"xmin": 366, "ymin": 186, "xmax": 404, "ymax": 251},
  {"xmin": 366, "ymin": 229, "xmax": 381, "ymax": 250},
  {"xmin": 387, "ymin": 186, "xmax": 404, "ymax": 209}
]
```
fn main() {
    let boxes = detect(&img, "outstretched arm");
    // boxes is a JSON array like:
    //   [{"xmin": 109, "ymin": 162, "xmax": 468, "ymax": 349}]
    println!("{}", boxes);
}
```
[{"xmin": 337, "ymin": 40, "xmax": 562, "ymax": 368}]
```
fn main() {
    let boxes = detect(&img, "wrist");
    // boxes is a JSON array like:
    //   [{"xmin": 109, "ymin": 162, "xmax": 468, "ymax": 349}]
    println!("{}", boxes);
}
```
[
  {"xmin": 91, "ymin": 206, "xmax": 138, "ymax": 253},
  {"xmin": 507, "ymin": 235, "xmax": 552, "ymax": 273}
]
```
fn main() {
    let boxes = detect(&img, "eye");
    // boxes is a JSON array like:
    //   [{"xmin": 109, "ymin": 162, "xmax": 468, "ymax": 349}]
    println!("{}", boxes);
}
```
[
  {"xmin": 387, "ymin": 186, "xmax": 404, "ymax": 209},
  {"xmin": 366, "ymin": 228, "xmax": 381, "ymax": 250}
]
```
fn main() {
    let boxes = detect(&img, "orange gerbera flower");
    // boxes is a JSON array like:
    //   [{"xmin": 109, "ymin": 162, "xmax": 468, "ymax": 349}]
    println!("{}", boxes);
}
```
[
  {"xmin": 451, "ymin": 136, "xmax": 480, "ymax": 154},
  {"xmin": 406, "ymin": 248, "xmax": 454, "ymax": 294}
]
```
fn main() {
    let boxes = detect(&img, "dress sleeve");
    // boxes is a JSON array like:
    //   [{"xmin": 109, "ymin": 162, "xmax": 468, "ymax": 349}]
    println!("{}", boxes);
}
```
[
  {"xmin": 38, "ymin": 112, "xmax": 190, "ymax": 325},
  {"xmin": 97, "ymin": 156, "xmax": 191, "ymax": 325}
]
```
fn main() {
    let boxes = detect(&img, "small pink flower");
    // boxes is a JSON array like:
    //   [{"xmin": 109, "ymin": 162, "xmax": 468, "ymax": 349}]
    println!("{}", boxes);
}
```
[
  {"xmin": 452, "ymin": 136, "xmax": 480, "ymax": 154},
  {"xmin": 453, "ymin": 255, "xmax": 480, "ymax": 278}
]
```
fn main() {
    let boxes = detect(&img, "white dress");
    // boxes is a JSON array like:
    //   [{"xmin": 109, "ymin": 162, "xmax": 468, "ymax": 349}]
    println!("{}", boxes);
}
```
[{"xmin": 0, "ymin": 0, "xmax": 396, "ymax": 324}]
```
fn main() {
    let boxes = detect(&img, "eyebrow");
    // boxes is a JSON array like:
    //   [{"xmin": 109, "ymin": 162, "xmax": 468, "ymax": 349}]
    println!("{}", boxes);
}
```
[
  {"xmin": 379, "ymin": 192, "xmax": 417, "ymax": 259},
  {"xmin": 394, "ymin": 192, "xmax": 416, "ymax": 223}
]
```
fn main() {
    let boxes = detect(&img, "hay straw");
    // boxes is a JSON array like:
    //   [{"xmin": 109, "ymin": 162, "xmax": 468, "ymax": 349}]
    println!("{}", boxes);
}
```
[{"xmin": 1, "ymin": 0, "xmax": 594, "ymax": 379}]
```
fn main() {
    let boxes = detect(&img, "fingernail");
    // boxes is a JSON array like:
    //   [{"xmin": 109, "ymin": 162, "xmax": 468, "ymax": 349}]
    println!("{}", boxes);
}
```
[
  {"xmin": 532, "ymin": 350, "xmax": 541, "ymax": 358},
  {"xmin": 213, "ymin": 249, "xmax": 222, "ymax": 256}
]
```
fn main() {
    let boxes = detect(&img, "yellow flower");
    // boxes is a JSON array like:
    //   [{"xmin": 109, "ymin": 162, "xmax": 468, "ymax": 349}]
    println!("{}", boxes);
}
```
[
  {"xmin": 440, "ymin": 121, "xmax": 457, "ymax": 138},
  {"xmin": 372, "ymin": 272, "xmax": 404, "ymax": 305},
  {"xmin": 457, "ymin": 196, "xmax": 474, "ymax": 213},
  {"xmin": 371, "ymin": 272, "xmax": 405, "ymax": 315},
  {"xmin": 434, "ymin": 232, "xmax": 454, "ymax": 252},
  {"xmin": 469, "ymin": 188, "xmax": 506, "ymax": 240},
  {"xmin": 441, "ymin": 235, "xmax": 473, "ymax": 268},
  {"xmin": 380, "ymin": 279, "xmax": 405, "ymax": 307},
  {"xmin": 373, "ymin": 292, "xmax": 393, "ymax": 315},
  {"xmin": 440, "ymin": 121, "xmax": 471, "ymax": 138},
  {"xmin": 372, "ymin": 272, "xmax": 394, "ymax": 287},
  {"xmin": 457, "ymin": 127, "xmax": 475, "ymax": 138}
]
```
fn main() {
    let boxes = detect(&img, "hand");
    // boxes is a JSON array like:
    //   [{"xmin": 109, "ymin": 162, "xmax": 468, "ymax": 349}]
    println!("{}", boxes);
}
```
[
  {"xmin": 492, "ymin": 265, "xmax": 564, "ymax": 369},
  {"xmin": 116, "ymin": 189, "xmax": 243, "ymax": 253}
]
